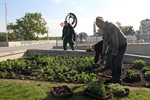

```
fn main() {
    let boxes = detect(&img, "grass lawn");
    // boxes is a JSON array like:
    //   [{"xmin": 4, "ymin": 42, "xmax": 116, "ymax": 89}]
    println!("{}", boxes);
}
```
[{"xmin": 0, "ymin": 79, "xmax": 150, "ymax": 100}]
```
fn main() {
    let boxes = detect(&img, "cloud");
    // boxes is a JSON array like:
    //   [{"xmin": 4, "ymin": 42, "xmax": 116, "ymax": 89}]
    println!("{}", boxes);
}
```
[
  {"xmin": 46, "ymin": 19, "xmax": 64, "ymax": 37},
  {"xmin": 70, "ymin": 0, "xmax": 77, "ymax": 4},
  {"xmin": 53, "ymin": 0, "xmax": 77, "ymax": 4},
  {"xmin": 53, "ymin": 0, "xmax": 63, "ymax": 3},
  {"xmin": 76, "ymin": 4, "xmax": 86, "ymax": 13},
  {"xmin": 101, "ymin": 0, "xmax": 150, "ymax": 30}
]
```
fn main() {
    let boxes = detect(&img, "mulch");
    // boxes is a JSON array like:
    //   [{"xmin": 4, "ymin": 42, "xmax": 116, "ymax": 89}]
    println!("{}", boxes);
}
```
[{"xmin": 93, "ymin": 64, "xmax": 150, "ymax": 88}]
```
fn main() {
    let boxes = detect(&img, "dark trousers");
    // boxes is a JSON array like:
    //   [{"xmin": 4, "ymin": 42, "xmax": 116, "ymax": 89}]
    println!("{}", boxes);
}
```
[
  {"xmin": 63, "ymin": 38, "xmax": 74, "ymax": 50},
  {"xmin": 94, "ymin": 40, "xmax": 103, "ymax": 63},
  {"xmin": 112, "ymin": 42, "xmax": 127, "ymax": 81},
  {"xmin": 95, "ymin": 51, "xmax": 102, "ymax": 63},
  {"xmin": 105, "ymin": 47, "xmax": 112, "ymax": 68}
]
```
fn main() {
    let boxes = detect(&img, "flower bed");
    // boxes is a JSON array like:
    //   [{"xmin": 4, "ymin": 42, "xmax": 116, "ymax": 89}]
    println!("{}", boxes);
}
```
[
  {"xmin": 0, "ymin": 54, "xmax": 97, "ymax": 83},
  {"xmin": 0, "ymin": 55, "xmax": 150, "ymax": 88}
]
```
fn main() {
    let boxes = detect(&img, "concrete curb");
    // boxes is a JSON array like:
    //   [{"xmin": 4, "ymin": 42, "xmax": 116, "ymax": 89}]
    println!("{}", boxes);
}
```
[
  {"xmin": 53, "ymin": 43, "xmax": 150, "ymax": 56},
  {"xmin": 124, "ymin": 54, "xmax": 150, "ymax": 65},
  {"xmin": 26, "ymin": 49, "xmax": 94, "ymax": 57}
]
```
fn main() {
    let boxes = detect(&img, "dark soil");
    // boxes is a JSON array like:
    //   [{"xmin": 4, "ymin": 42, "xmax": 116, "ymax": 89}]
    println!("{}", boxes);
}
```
[{"xmin": 93, "ymin": 64, "xmax": 150, "ymax": 88}]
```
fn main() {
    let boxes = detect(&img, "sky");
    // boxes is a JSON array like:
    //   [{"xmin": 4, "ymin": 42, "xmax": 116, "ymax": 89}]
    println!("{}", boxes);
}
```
[{"xmin": 0, "ymin": 0, "xmax": 150, "ymax": 37}]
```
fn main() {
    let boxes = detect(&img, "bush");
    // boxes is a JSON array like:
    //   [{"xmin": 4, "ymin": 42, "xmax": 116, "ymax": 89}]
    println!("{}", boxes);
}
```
[
  {"xmin": 107, "ymin": 83, "xmax": 130, "ymax": 96},
  {"xmin": 86, "ymin": 45, "xmax": 93, "ymax": 52},
  {"xmin": 107, "ymin": 83, "xmax": 128, "ymax": 93},
  {"xmin": 142, "ymin": 67, "xmax": 150, "ymax": 73},
  {"xmin": 145, "ymin": 70, "xmax": 150, "ymax": 81},
  {"xmin": 10, "ymin": 72, "xmax": 16, "ymax": 78},
  {"xmin": 0, "ymin": 71, "xmax": 8, "ymax": 78},
  {"xmin": 88, "ymin": 82, "xmax": 106, "ymax": 97},
  {"xmin": 133, "ymin": 60, "xmax": 146, "ymax": 70},
  {"xmin": 126, "ymin": 69, "xmax": 141, "ymax": 82}
]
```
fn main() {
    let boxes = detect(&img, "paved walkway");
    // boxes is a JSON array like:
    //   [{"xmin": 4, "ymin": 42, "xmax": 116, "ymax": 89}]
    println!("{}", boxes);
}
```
[
  {"xmin": 0, "ymin": 42, "xmax": 91, "ymax": 53},
  {"xmin": 0, "ymin": 43, "xmax": 54, "ymax": 52}
]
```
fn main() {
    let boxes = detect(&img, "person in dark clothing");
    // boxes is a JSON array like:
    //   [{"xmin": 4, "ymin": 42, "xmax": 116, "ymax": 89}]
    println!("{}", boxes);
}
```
[
  {"xmin": 92, "ymin": 40, "xmax": 112, "ymax": 69},
  {"xmin": 92, "ymin": 40, "xmax": 103, "ymax": 64},
  {"xmin": 62, "ymin": 21, "xmax": 76, "ymax": 50},
  {"xmin": 96, "ymin": 16, "xmax": 127, "ymax": 84}
]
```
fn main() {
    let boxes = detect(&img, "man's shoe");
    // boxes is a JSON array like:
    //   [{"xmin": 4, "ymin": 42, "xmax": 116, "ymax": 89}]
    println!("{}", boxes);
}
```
[
  {"xmin": 114, "ymin": 79, "xmax": 122, "ymax": 84},
  {"xmin": 105, "ymin": 78, "xmax": 115, "ymax": 83}
]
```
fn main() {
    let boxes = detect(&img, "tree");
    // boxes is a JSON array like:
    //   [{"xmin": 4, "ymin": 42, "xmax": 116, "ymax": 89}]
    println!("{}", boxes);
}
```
[
  {"xmin": 115, "ymin": 21, "xmax": 121, "ymax": 28},
  {"xmin": 120, "ymin": 26, "xmax": 136, "ymax": 35},
  {"xmin": 0, "ymin": 32, "xmax": 6, "ymax": 42},
  {"xmin": 96, "ymin": 29, "xmax": 103, "ymax": 36},
  {"xmin": 78, "ymin": 32, "xmax": 88, "ymax": 43},
  {"xmin": 0, "ymin": 32, "xmax": 25, "ymax": 42},
  {"xmin": 115, "ymin": 22, "xmax": 136, "ymax": 35},
  {"xmin": 7, "ymin": 12, "xmax": 48, "ymax": 40}
]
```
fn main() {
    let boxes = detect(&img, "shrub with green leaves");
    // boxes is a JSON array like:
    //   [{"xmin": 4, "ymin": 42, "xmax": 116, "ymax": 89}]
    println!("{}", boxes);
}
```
[
  {"xmin": 10, "ymin": 72, "xmax": 16, "ymax": 78},
  {"xmin": 133, "ymin": 59, "xmax": 146, "ymax": 70},
  {"xmin": 145, "ymin": 70, "xmax": 150, "ymax": 81},
  {"xmin": 107, "ymin": 83, "xmax": 129, "ymax": 94},
  {"xmin": 142, "ymin": 66, "xmax": 150, "ymax": 73},
  {"xmin": 86, "ymin": 45, "xmax": 93, "ymax": 52},
  {"xmin": 0, "ymin": 71, "xmax": 8, "ymax": 78},
  {"xmin": 88, "ymin": 82, "xmax": 106, "ymax": 96},
  {"xmin": 126, "ymin": 69, "xmax": 141, "ymax": 82}
]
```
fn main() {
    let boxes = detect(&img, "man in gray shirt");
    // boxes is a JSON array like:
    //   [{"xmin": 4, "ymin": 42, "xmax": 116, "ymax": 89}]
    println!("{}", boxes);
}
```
[{"xmin": 96, "ymin": 16, "xmax": 127, "ymax": 84}]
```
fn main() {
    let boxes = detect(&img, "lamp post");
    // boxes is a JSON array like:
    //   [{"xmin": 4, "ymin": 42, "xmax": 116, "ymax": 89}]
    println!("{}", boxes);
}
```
[
  {"xmin": 5, "ymin": 3, "xmax": 8, "ymax": 41},
  {"xmin": 93, "ymin": 21, "xmax": 97, "ymax": 43},
  {"xmin": 93, "ymin": 21, "xmax": 96, "ymax": 36}
]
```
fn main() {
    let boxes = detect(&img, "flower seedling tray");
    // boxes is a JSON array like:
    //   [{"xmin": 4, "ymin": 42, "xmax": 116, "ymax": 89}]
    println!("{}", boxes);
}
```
[
  {"xmin": 84, "ymin": 89, "xmax": 112, "ymax": 100},
  {"xmin": 113, "ymin": 88, "xmax": 130, "ymax": 97},
  {"xmin": 51, "ymin": 85, "xmax": 73, "ymax": 97}
]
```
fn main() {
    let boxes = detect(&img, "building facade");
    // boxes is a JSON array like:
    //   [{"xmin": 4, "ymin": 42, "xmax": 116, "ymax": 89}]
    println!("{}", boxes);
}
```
[{"xmin": 139, "ymin": 19, "xmax": 150, "ymax": 42}]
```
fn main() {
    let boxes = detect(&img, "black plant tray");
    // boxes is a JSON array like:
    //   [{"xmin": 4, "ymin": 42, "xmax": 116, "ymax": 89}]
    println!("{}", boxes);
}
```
[
  {"xmin": 51, "ymin": 85, "xmax": 73, "ymax": 97},
  {"xmin": 113, "ymin": 88, "xmax": 130, "ymax": 97},
  {"xmin": 84, "ymin": 89, "xmax": 112, "ymax": 100}
]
